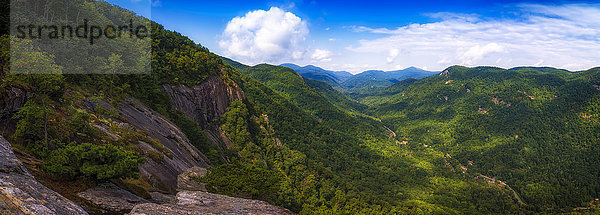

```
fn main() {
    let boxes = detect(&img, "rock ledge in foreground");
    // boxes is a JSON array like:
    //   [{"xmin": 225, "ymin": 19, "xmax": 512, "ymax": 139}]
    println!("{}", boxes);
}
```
[
  {"xmin": 129, "ymin": 190, "xmax": 294, "ymax": 215},
  {"xmin": 0, "ymin": 136, "xmax": 88, "ymax": 215}
]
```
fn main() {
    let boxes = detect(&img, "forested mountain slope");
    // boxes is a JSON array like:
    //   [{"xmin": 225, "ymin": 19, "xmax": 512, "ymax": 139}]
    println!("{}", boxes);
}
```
[
  {"xmin": 237, "ymin": 64, "xmax": 382, "ymax": 138},
  {"xmin": 303, "ymin": 77, "xmax": 368, "ymax": 114},
  {"xmin": 366, "ymin": 66, "xmax": 600, "ymax": 212},
  {"xmin": 229, "ymin": 62, "xmax": 526, "ymax": 214}
]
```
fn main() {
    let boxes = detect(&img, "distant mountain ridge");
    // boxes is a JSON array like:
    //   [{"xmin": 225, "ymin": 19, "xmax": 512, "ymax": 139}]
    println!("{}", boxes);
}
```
[
  {"xmin": 280, "ymin": 63, "xmax": 437, "ymax": 91},
  {"xmin": 279, "ymin": 63, "xmax": 354, "ymax": 86}
]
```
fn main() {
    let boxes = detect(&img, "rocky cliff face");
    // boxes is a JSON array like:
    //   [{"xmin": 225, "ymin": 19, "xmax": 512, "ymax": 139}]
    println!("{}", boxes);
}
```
[
  {"xmin": 0, "ymin": 136, "xmax": 89, "ymax": 215},
  {"xmin": 163, "ymin": 75, "xmax": 245, "ymax": 129},
  {"xmin": 118, "ymin": 99, "xmax": 211, "ymax": 194}
]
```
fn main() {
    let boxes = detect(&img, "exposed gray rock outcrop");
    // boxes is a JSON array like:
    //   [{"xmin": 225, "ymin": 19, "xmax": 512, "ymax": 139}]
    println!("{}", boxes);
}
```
[
  {"xmin": 0, "ymin": 138, "xmax": 30, "ymax": 177},
  {"xmin": 129, "ymin": 191, "xmax": 294, "ymax": 215},
  {"xmin": 163, "ymin": 75, "xmax": 245, "ymax": 129},
  {"xmin": 118, "ymin": 99, "xmax": 211, "ymax": 194},
  {"xmin": 129, "ymin": 166, "xmax": 294, "ymax": 214},
  {"xmin": 0, "ymin": 136, "xmax": 88, "ymax": 215},
  {"xmin": 149, "ymin": 192, "xmax": 176, "ymax": 204},
  {"xmin": 77, "ymin": 183, "xmax": 149, "ymax": 214},
  {"xmin": 0, "ymin": 87, "xmax": 28, "ymax": 119}
]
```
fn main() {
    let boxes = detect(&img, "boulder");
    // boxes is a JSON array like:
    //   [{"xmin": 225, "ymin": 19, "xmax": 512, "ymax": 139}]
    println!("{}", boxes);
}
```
[{"xmin": 77, "ymin": 182, "xmax": 149, "ymax": 214}]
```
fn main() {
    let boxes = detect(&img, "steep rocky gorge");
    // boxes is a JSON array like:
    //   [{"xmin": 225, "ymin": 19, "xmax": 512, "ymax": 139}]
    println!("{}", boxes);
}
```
[
  {"xmin": 0, "ymin": 74, "xmax": 292, "ymax": 214},
  {"xmin": 80, "ymin": 74, "xmax": 247, "ymax": 197}
]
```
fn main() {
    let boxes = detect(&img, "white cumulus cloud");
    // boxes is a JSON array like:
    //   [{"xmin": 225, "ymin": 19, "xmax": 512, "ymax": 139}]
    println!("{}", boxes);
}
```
[{"xmin": 219, "ymin": 7, "xmax": 308, "ymax": 65}]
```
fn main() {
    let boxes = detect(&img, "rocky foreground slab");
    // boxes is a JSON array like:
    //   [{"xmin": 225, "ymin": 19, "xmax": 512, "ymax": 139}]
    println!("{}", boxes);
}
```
[
  {"xmin": 129, "ymin": 190, "xmax": 294, "ymax": 215},
  {"xmin": 0, "ymin": 136, "xmax": 89, "ymax": 215}
]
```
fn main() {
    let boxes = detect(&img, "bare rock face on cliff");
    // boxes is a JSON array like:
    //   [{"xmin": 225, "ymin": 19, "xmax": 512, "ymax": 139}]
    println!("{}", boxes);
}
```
[
  {"xmin": 163, "ymin": 75, "xmax": 245, "ymax": 129},
  {"xmin": 129, "ymin": 190, "xmax": 294, "ymax": 215},
  {"xmin": 118, "ymin": 99, "xmax": 211, "ymax": 194},
  {"xmin": 0, "ymin": 136, "xmax": 89, "ymax": 215},
  {"xmin": 0, "ymin": 87, "xmax": 28, "ymax": 119}
]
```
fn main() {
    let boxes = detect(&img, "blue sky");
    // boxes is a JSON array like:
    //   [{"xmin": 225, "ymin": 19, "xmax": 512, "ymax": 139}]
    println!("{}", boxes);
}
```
[{"xmin": 108, "ymin": 0, "xmax": 600, "ymax": 73}]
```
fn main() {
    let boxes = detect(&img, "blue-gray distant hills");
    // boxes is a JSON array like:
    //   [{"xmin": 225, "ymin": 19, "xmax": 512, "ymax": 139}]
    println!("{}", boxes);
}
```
[
  {"xmin": 279, "ymin": 63, "xmax": 354, "ymax": 85},
  {"xmin": 280, "ymin": 63, "xmax": 437, "ymax": 91}
]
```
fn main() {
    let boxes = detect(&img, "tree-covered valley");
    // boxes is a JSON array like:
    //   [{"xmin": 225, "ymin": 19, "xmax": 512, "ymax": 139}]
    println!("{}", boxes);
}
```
[{"xmin": 1, "ymin": 0, "xmax": 600, "ymax": 214}]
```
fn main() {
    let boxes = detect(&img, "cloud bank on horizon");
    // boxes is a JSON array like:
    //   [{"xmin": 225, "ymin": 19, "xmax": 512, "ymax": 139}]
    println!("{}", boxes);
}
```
[{"xmin": 218, "ymin": 3, "xmax": 600, "ymax": 73}]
